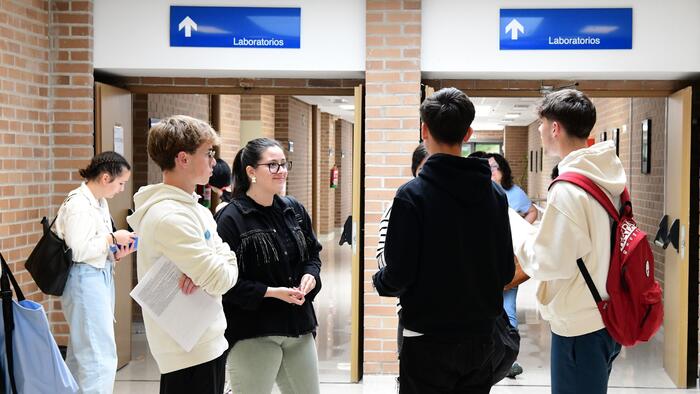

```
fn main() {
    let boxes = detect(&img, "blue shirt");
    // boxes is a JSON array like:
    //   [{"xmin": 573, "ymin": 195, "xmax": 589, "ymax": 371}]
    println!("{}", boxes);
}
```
[{"xmin": 504, "ymin": 185, "xmax": 532, "ymax": 215}]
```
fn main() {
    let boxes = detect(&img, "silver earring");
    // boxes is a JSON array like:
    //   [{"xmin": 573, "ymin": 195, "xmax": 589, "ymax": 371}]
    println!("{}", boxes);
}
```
[{"xmin": 251, "ymin": 176, "xmax": 257, "ymax": 184}]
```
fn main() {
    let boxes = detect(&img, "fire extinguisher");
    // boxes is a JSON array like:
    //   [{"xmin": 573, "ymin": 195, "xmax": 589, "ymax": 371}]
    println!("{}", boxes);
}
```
[{"xmin": 330, "ymin": 165, "xmax": 339, "ymax": 189}]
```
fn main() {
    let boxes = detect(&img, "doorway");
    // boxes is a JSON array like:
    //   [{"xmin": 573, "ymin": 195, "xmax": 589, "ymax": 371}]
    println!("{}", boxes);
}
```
[{"xmin": 95, "ymin": 79, "xmax": 366, "ymax": 384}]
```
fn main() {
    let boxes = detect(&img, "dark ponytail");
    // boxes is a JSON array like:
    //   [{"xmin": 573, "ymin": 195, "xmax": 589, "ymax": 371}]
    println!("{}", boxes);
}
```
[
  {"xmin": 79, "ymin": 151, "xmax": 131, "ymax": 182},
  {"xmin": 232, "ymin": 138, "xmax": 283, "ymax": 197}
]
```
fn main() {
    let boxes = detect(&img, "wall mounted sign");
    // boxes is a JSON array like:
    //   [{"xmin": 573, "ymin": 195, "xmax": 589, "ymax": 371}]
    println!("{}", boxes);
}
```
[
  {"xmin": 500, "ymin": 8, "xmax": 633, "ymax": 50},
  {"xmin": 170, "ymin": 6, "xmax": 301, "ymax": 48}
]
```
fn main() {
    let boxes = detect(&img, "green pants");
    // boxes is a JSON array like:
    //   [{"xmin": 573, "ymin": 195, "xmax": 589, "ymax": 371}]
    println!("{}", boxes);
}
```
[{"xmin": 227, "ymin": 334, "xmax": 320, "ymax": 394}]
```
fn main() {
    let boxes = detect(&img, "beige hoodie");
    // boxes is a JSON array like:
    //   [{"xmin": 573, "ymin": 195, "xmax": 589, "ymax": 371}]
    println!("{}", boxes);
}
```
[
  {"xmin": 511, "ymin": 141, "xmax": 627, "ymax": 337},
  {"xmin": 127, "ymin": 184, "xmax": 238, "ymax": 373}
]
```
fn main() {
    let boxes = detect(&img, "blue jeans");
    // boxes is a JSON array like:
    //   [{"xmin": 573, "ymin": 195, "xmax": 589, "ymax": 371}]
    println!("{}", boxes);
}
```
[
  {"xmin": 61, "ymin": 262, "xmax": 117, "ymax": 394},
  {"xmin": 503, "ymin": 287, "xmax": 518, "ymax": 329},
  {"xmin": 551, "ymin": 328, "xmax": 621, "ymax": 394}
]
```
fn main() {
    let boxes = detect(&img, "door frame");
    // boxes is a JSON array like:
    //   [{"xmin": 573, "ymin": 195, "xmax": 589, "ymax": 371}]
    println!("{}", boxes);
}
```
[{"xmin": 96, "ymin": 75, "xmax": 366, "ymax": 381}]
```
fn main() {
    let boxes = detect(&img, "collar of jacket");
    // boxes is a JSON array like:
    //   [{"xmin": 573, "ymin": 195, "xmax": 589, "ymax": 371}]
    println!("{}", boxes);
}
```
[{"xmin": 232, "ymin": 194, "xmax": 293, "ymax": 215}]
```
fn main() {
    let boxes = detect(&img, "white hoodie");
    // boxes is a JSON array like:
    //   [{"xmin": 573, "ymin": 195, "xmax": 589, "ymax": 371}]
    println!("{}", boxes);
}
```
[
  {"xmin": 127, "ymin": 184, "xmax": 238, "ymax": 373},
  {"xmin": 511, "ymin": 141, "xmax": 627, "ymax": 337}
]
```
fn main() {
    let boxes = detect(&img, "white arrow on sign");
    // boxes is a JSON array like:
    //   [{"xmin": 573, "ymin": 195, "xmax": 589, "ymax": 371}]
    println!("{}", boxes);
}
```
[
  {"xmin": 505, "ymin": 19, "xmax": 524, "ymax": 40},
  {"xmin": 178, "ymin": 16, "xmax": 197, "ymax": 38}
]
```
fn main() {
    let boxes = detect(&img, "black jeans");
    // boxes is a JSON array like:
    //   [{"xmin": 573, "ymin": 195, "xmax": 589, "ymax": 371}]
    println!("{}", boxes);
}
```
[
  {"xmin": 159, "ymin": 351, "xmax": 227, "ymax": 394},
  {"xmin": 399, "ymin": 334, "xmax": 499, "ymax": 394}
]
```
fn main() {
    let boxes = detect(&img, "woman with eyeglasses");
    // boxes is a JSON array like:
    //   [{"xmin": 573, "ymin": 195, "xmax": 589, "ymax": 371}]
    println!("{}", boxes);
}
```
[{"xmin": 215, "ymin": 138, "xmax": 322, "ymax": 394}]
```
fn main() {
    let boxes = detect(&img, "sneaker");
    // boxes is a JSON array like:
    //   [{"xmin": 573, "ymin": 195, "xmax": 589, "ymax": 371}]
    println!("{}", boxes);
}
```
[{"xmin": 506, "ymin": 361, "xmax": 523, "ymax": 379}]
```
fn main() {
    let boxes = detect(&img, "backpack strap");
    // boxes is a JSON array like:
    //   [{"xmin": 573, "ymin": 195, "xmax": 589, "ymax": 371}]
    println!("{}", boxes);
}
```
[
  {"xmin": 576, "ymin": 257, "xmax": 603, "ymax": 304},
  {"xmin": 550, "ymin": 172, "xmax": 621, "ymax": 221}
]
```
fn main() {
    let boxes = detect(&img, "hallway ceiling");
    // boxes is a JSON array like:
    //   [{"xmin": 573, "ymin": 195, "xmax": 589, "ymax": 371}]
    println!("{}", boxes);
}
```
[
  {"xmin": 471, "ymin": 97, "xmax": 541, "ymax": 130},
  {"xmin": 294, "ymin": 96, "xmax": 355, "ymax": 123}
]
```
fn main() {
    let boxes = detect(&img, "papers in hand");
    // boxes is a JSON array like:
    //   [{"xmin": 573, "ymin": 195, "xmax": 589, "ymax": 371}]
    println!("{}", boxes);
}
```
[
  {"xmin": 508, "ymin": 207, "xmax": 537, "ymax": 252},
  {"xmin": 130, "ymin": 256, "xmax": 220, "ymax": 352}
]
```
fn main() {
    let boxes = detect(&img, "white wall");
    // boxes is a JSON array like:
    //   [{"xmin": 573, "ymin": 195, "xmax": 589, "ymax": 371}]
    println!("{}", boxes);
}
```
[
  {"xmin": 94, "ymin": 0, "xmax": 365, "ymax": 78},
  {"xmin": 422, "ymin": 0, "xmax": 700, "ymax": 80}
]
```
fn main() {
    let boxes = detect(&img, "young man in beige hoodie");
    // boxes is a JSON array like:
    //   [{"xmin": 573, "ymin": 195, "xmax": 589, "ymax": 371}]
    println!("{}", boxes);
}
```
[
  {"xmin": 127, "ymin": 115, "xmax": 238, "ymax": 394},
  {"xmin": 510, "ymin": 89, "xmax": 625, "ymax": 394}
]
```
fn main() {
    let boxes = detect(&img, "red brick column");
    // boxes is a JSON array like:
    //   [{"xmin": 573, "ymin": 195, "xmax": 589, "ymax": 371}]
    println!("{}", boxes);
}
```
[
  {"xmin": 364, "ymin": 0, "xmax": 421, "ymax": 374},
  {"xmin": 218, "ymin": 95, "xmax": 241, "ymax": 166},
  {"xmin": 319, "ymin": 112, "xmax": 336, "ymax": 236}
]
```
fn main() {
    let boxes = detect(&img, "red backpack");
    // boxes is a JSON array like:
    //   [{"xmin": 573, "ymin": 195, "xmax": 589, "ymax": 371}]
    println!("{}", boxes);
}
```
[{"xmin": 551, "ymin": 172, "xmax": 663, "ymax": 347}]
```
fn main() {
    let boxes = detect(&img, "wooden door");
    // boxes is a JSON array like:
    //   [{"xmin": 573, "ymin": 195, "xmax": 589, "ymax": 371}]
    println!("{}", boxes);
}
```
[{"xmin": 94, "ymin": 82, "xmax": 133, "ymax": 369}]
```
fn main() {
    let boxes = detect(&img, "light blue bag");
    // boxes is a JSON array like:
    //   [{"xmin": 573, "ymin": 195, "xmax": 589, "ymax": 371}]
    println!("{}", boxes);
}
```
[{"xmin": 0, "ymin": 252, "xmax": 78, "ymax": 394}]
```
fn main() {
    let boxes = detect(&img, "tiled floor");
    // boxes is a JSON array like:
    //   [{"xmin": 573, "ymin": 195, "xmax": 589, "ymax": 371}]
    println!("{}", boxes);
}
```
[{"xmin": 115, "ymin": 233, "xmax": 700, "ymax": 393}]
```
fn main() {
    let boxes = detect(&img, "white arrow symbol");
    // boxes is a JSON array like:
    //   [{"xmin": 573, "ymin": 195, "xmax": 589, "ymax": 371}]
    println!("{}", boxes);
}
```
[
  {"xmin": 178, "ymin": 16, "xmax": 197, "ymax": 38},
  {"xmin": 505, "ymin": 19, "xmax": 524, "ymax": 40}
]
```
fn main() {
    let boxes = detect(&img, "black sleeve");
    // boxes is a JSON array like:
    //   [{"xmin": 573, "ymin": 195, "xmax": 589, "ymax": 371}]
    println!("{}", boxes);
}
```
[
  {"xmin": 215, "ymin": 205, "xmax": 268, "ymax": 310},
  {"xmin": 372, "ymin": 196, "xmax": 421, "ymax": 297},
  {"xmin": 496, "ymin": 189, "xmax": 516, "ymax": 286},
  {"xmin": 290, "ymin": 198, "xmax": 323, "ymax": 302}
]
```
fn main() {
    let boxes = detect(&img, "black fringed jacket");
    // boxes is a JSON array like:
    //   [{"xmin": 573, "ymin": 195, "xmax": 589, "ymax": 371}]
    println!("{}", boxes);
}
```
[{"xmin": 215, "ymin": 194, "xmax": 322, "ymax": 347}]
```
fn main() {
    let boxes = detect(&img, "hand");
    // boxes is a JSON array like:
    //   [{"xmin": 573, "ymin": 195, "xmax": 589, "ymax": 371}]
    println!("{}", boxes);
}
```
[
  {"xmin": 179, "ymin": 274, "xmax": 199, "ymax": 295},
  {"xmin": 265, "ymin": 287, "xmax": 305, "ymax": 305},
  {"xmin": 113, "ymin": 230, "xmax": 135, "ymax": 245},
  {"xmin": 113, "ymin": 242, "xmax": 136, "ymax": 261},
  {"xmin": 298, "ymin": 274, "xmax": 316, "ymax": 295}
]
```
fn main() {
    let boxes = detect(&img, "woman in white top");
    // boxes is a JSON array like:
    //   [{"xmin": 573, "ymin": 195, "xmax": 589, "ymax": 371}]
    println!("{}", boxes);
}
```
[{"xmin": 56, "ymin": 151, "xmax": 136, "ymax": 394}]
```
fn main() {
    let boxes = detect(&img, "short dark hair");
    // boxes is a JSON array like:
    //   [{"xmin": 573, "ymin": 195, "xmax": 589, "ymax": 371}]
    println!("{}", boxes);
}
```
[
  {"xmin": 468, "ymin": 151, "xmax": 487, "ymax": 158},
  {"xmin": 411, "ymin": 144, "xmax": 428, "ymax": 177},
  {"xmin": 487, "ymin": 153, "xmax": 514, "ymax": 190},
  {"xmin": 536, "ymin": 89, "xmax": 596, "ymax": 139},
  {"xmin": 232, "ymin": 138, "xmax": 283, "ymax": 196},
  {"xmin": 420, "ymin": 87, "xmax": 475, "ymax": 145},
  {"xmin": 209, "ymin": 158, "xmax": 232, "ymax": 189},
  {"xmin": 79, "ymin": 151, "xmax": 131, "ymax": 182}
]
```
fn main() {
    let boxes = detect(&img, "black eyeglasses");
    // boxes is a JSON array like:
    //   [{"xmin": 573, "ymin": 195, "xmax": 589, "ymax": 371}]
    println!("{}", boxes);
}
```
[{"xmin": 255, "ymin": 161, "xmax": 292, "ymax": 174}]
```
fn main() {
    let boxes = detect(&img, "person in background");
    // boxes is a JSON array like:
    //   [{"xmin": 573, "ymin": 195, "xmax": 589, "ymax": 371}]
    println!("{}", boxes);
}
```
[
  {"xmin": 216, "ymin": 137, "xmax": 323, "ymax": 394},
  {"xmin": 127, "ymin": 115, "xmax": 239, "ymax": 394},
  {"xmin": 376, "ymin": 143, "xmax": 429, "ymax": 357},
  {"xmin": 485, "ymin": 152, "xmax": 536, "ymax": 379},
  {"xmin": 57, "ymin": 151, "xmax": 136, "ymax": 394},
  {"xmin": 209, "ymin": 158, "xmax": 233, "ymax": 213}
]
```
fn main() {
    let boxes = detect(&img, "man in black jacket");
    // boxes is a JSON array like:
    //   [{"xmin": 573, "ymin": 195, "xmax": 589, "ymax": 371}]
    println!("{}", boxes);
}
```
[{"xmin": 373, "ymin": 87, "xmax": 515, "ymax": 394}]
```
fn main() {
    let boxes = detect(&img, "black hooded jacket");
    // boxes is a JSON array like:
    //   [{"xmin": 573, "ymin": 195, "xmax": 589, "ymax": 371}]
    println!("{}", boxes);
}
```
[{"xmin": 373, "ymin": 153, "xmax": 515, "ymax": 336}]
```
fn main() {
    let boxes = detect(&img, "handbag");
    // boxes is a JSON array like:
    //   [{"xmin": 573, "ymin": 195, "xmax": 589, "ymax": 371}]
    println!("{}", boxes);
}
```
[
  {"xmin": 491, "ymin": 309, "xmax": 520, "ymax": 384},
  {"xmin": 25, "ymin": 198, "xmax": 74, "ymax": 296},
  {"xmin": 0, "ymin": 252, "xmax": 78, "ymax": 394}
]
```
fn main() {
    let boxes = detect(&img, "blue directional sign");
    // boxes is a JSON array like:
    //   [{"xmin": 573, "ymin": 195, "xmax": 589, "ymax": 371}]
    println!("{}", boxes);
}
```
[
  {"xmin": 170, "ymin": 6, "xmax": 301, "ymax": 48},
  {"xmin": 500, "ymin": 8, "xmax": 632, "ymax": 50}
]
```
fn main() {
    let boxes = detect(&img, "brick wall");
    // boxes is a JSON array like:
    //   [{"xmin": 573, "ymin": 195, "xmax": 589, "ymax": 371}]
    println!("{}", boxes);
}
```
[
  {"xmin": 629, "ymin": 97, "xmax": 667, "ymax": 284},
  {"xmin": 275, "ymin": 96, "xmax": 312, "ymax": 210},
  {"xmin": 335, "ymin": 119, "xmax": 354, "ymax": 227},
  {"xmin": 0, "ymin": 0, "xmax": 95, "ymax": 344},
  {"xmin": 319, "ymin": 112, "xmax": 336, "ymax": 235},
  {"xmin": 240, "ymin": 95, "xmax": 275, "ymax": 144},
  {"xmin": 365, "ymin": 0, "xmax": 421, "ymax": 374},
  {"xmin": 217, "ymin": 95, "xmax": 241, "ymax": 166},
  {"xmin": 504, "ymin": 126, "xmax": 529, "ymax": 193},
  {"xmin": 591, "ymin": 98, "xmax": 632, "ymax": 189},
  {"xmin": 132, "ymin": 94, "xmax": 148, "ymax": 191}
]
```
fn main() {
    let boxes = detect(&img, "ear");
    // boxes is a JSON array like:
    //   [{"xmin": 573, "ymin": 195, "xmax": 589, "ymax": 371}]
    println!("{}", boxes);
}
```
[
  {"xmin": 175, "ymin": 151, "xmax": 189, "ymax": 168},
  {"xmin": 421, "ymin": 122, "xmax": 429, "ymax": 142},
  {"xmin": 551, "ymin": 121, "xmax": 562, "ymax": 138},
  {"xmin": 464, "ymin": 127, "xmax": 474, "ymax": 142},
  {"xmin": 101, "ymin": 172, "xmax": 111, "ymax": 184},
  {"xmin": 245, "ymin": 165, "xmax": 256, "ymax": 179}
]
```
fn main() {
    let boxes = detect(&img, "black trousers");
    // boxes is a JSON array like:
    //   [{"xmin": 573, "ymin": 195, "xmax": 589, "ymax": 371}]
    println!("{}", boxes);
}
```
[
  {"xmin": 399, "ymin": 334, "xmax": 499, "ymax": 394},
  {"xmin": 159, "ymin": 351, "xmax": 227, "ymax": 394}
]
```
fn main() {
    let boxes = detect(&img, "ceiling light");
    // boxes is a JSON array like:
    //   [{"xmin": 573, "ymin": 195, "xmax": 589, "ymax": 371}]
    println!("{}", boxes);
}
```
[
  {"xmin": 338, "ymin": 104, "xmax": 354, "ymax": 110},
  {"xmin": 471, "ymin": 122, "xmax": 504, "ymax": 131},
  {"xmin": 501, "ymin": 118, "xmax": 514, "ymax": 122},
  {"xmin": 504, "ymin": 113, "xmax": 520, "ymax": 119},
  {"xmin": 475, "ymin": 105, "xmax": 493, "ymax": 117}
]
